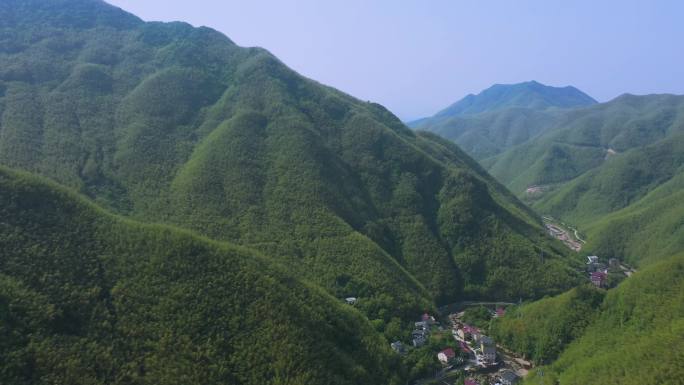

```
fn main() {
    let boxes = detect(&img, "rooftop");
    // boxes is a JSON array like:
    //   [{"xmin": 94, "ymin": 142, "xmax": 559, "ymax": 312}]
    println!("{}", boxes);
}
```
[{"xmin": 501, "ymin": 370, "xmax": 519, "ymax": 381}]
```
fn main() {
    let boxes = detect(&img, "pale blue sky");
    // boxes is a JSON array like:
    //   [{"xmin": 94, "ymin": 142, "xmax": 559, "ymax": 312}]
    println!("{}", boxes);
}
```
[{"xmin": 108, "ymin": 0, "xmax": 684, "ymax": 120}]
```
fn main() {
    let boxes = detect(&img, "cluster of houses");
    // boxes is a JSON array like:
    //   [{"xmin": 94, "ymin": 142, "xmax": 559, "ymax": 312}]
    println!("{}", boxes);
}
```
[
  {"xmin": 587, "ymin": 255, "xmax": 621, "ymax": 287},
  {"xmin": 450, "ymin": 318, "xmax": 498, "ymax": 366},
  {"xmin": 390, "ymin": 313, "xmax": 438, "ymax": 355},
  {"xmin": 463, "ymin": 369, "xmax": 520, "ymax": 385},
  {"xmin": 413, "ymin": 312, "xmax": 437, "ymax": 347}
]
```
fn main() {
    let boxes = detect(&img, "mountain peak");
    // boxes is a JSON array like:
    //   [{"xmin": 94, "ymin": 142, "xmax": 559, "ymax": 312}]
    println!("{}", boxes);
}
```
[{"xmin": 434, "ymin": 81, "xmax": 597, "ymax": 118}]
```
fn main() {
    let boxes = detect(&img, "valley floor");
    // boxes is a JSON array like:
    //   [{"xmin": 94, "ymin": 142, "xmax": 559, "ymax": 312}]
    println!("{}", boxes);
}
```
[{"xmin": 542, "ymin": 216, "xmax": 585, "ymax": 251}]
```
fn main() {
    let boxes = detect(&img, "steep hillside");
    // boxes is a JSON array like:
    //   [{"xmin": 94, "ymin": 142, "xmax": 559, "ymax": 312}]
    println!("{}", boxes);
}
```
[
  {"xmin": 580, "ymin": 169, "xmax": 684, "ymax": 266},
  {"xmin": 486, "ymin": 94, "xmax": 684, "ymax": 265},
  {"xmin": 523, "ymin": 253, "xmax": 684, "ymax": 385},
  {"xmin": 488, "ymin": 94, "xmax": 684, "ymax": 193},
  {"xmin": 410, "ymin": 81, "xmax": 596, "ymax": 159},
  {"xmin": 0, "ymin": 0, "xmax": 579, "ymax": 311},
  {"xmin": 0, "ymin": 166, "xmax": 403, "ymax": 385},
  {"xmin": 490, "ymin": 285, "xmax": 605, "ymax": 364}
]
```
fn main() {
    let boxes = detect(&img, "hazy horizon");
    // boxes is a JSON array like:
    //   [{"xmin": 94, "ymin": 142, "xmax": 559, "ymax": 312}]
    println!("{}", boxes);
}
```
[{"xmin": 107, "ymin": 0, "xmax": 684, "ymax": 120}]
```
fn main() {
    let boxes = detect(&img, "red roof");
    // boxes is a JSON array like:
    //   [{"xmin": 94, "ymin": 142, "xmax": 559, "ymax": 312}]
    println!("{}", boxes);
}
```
[
  {"xmin": 496, "ymin": 307, "xmax": 506, "ymax": 317},
  {"xmin": 591, "ymin": 271, "xmax": 607, "ymax": 279},
  {"xmin": 440, "ymin": 348, "xmax": 456, "ymax": 358},
  {"xmin": 422, "ymin": 313, "xmax": 431, "ymax": 321},
  {"xmin": 463, "ymin": 324, "xmax": 480, "ymax": 334},
  {"xmin": 464, "ymin": 379, "xmax": 479, "ymax": 385}
]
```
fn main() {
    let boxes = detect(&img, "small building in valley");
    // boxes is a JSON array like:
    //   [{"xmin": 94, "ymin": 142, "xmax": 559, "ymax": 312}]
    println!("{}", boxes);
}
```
[
  {"xmin": 345, "ymin": 297, "xmax": 357, "ymax": 305},
  {"xmin": 457, "ymin": 324, "xmax": 481, "ymax": 341},
  {"xmin": 499, "ymin": 370, "xmax": 520, "ymax": 385},
  {"xmin": 591, "ymin": 271, "xmax": 608, "ymax": 287},
  {"xmin": 483, "ymin": 345, "xmax": 497, "ymax": 364},
  {"xmin": 437, "ymin": 348, "xmax": 456, "ymax": 364},
  {"xmin": 412, "ymin": 335, "xmax": 426, "ymax": 347},
  {"xmin": 390, "ymin": 341, "xmax": 406, "ymax": 354},
  {"xmin": 479, "ymin": 336, "xmax": 494, "ymax": 349}
]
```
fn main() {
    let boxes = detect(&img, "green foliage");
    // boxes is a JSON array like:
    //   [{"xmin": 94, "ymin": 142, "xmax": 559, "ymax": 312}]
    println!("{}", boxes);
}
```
[
  {"xmin": 490, "ymin": 285, "xmax": 605, "ymax": 364},
  {"xmin": 0, "ymin": 166, "xmax": 406, "ymax": 385},
  {"xmin": 461, "ymin": 306, "xmax": 492, "ymax": 329},
  {"xmin": 0, "ymin": 0, "xmax": 578, "ymax": 320},
  {"xmin": 488, "ymin": 93, "xmax": 684, "ymax": 195},
  {"xmin": 476, "ymin": 94, "xmax": 684, "ymax": 267},
  {"xmin": 524, "ymin": 253, "xmax": 684, "ymax": 385}
]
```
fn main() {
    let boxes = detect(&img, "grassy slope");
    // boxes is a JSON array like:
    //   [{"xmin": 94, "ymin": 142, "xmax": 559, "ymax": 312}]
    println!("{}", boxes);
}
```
[
  {"xmin": 0, "ymin": 0, "xmax": 579, "ymax": 312},
  {"xmin": 0, "ymin": 165, "xmax": 406, "ymax": 385},
  {"xmin": 523, "ymin": 253, "xmax": 684, "ymax": 385}
]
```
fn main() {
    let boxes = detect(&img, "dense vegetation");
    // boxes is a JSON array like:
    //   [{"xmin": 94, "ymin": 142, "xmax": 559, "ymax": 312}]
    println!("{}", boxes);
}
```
[
  {"xmin": 523, "ymin": 253, "xmax": 684, "ymax": 385},
  {"xmin": 490, "ymin": 285, "xmax": 605, "ymax": 364},
  {"xmin": 409, "ymin": 81, "xmax": 596, "ymax": 159},
  {"xmin": 484, "ymin": 94, "xmax": 684, "ymax": 266},
  {"xmin": 0, "ymin": 0, "xmax": 580, "ymax": 320},
  {"xmin": 0, "ymin": 166, "xmax": 407, "ymax": 385}
]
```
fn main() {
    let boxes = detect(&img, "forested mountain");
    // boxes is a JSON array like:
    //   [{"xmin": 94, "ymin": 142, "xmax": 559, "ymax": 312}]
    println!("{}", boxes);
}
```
[
  {"xmin": 486, "ymin": 94, "xmax": 684, "ymax": 265},
  {"xmin": 518, "ymin": 252, "xmax": 684, "ymax": 385},
  {"xmin": 0, "ymin": 166, "xmax": 405, "ymax": 385},
  {"xmin": 0, "ymin": 0, "xmax": 579, "ymax": 322},
  {"xmin": 409, "ymin": 81, "xmax": 596, "ymax": 159}
]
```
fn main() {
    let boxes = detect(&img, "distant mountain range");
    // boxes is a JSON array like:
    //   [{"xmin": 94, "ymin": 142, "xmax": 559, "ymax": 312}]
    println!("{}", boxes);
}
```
[
  {"xmin": 485, "ymin": 94, "xmax": 684, "ymax": 266},
  {"xmin": 409, "ymin": 81, "xmax": 597, "ymax": 159},
  {"xmin": 414, "ymin": 81, "xmax": 684, "ymax": 267}
]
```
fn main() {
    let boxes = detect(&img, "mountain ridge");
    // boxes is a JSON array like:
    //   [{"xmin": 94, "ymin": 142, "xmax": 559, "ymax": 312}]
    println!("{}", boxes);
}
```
[
  {"xmin": 0, "ymin": 0, "xmax": 580, "ymax": 323},
  {"xmin": 409, "ymin": 81, "xmax": 597, "ymax": 159}
]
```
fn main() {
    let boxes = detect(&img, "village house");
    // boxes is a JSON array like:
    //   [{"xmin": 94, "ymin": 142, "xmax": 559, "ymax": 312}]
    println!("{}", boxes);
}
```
[
  {"xmin": 495, "ymin": 307, "xmax": 506, "ymax": 318},
  {"xmin": 422, "ymin": 313, "xmax": 436, "ymax": 324},
  {"xmin": 482, "ymin": 344, "xmax": 497, "ymax": 365},
  {"xmin": 390, "ymin": 341, "xmax": 406, "ymax": 354},
  {"xmin": 415, "ymin": 320, "xmax": 430, "ymax": 330},
  {"xmin": 412, "ymin": 335, "xmax": 426, "ymax": 347},
  {"xmin": 591, "ymin": 271, "xmax": 608, "ymax": 287},
  {"xmin": 437, "ymin": 347, "xmax": 456, "ymax": 364},
  {"xmin": 464, "ymin": 379, "xmax": 479, "ymax": 385},
  {"xmin": 479, "ymin": 336, "xmax": 493, "ymax": 348},
  {"xmin": 345, "ymin": 297, "xmax": 357, "ymax": 305},
  {"xmin": 457, "ymin": 324, "xmax": 481, "ymax": 341},
  {"xmin": 479, "ymin": 336, "xmax": 496, "ymax": 364},
  {"xmin": 499, "ymin": 370, "xmax": 520, "ymax": 385}
]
